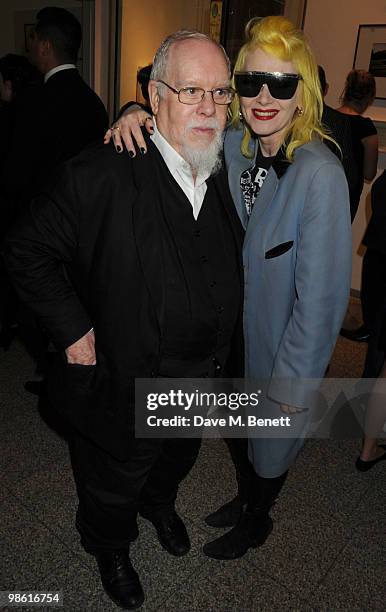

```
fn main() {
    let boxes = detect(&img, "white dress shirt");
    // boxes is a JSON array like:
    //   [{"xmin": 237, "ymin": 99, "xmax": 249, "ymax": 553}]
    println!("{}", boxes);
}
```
[
  {"xmin": 44, "ymin": 64, "xmax": 77, "ymax": 83},
  {"xmin": 150, "ymin": 119, "xmax": 210, "ymax": 220}
]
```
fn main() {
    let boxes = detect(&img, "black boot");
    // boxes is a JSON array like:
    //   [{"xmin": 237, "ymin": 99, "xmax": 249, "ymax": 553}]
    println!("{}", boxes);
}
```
[
  {"xmin": 203, "ymin": 470, "xmax": 288, "ymax": 560},
  {"xmin": 205, "ymin": 494, "xmax": 245, "ymax": 528},
  {"xmin": 96, "ymin": 549, "xmax": 144, "ymax": 610},
  {"xmin": 204, "ymin": 438, "xmax": 254, "ymax": 528}
]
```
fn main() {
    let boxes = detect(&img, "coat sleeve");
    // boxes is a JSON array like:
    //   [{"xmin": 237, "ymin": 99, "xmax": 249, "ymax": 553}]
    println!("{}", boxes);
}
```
[
  {"xmin": 268, "ymin": 160, "xmax": 352, "ymax": 408},
  {"xmin": 3, "ymin": 162, "xmax": 93, "ymax": 350}
]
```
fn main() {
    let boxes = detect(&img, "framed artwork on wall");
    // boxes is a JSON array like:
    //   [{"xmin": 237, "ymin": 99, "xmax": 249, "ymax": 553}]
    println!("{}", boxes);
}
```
[
  {"xmin": 209, "ymin": 1, "xmax": 223, "ymax": 43},
  {"xmin": 354, "ymin": 24, "xmax": 386, "ymax": 100},
  {"xmin": 23, "ymin": 23, "xmax": 35, "ymax": 53}
]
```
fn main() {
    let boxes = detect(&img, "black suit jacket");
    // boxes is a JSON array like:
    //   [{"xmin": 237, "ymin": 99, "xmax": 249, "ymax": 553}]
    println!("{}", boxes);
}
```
[
  {"xmin": 5, "ymin": 139, "xmax": 244, "ymax": 458},
  {"xmin": 363, "ymin": 170, "xmax": 386, "ymax": 254},
  {"xmin": 0, "ymin": 69, "xmax": 108, "ymax": 228}
]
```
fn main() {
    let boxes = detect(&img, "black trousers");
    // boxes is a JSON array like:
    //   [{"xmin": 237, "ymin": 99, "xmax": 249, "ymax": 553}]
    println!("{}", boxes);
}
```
[
  {"xmin": 69, "ymin": 433, "xmax": 201, "ymax": 554},
  {"xmin": 361, "ymin": 249, "xmax": 386, "ymax": 377}
]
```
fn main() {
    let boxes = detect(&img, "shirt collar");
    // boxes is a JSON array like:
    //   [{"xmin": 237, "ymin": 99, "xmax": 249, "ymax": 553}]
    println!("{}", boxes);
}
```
[
  {"xmin": 44, "ymin": 64, "xmax": 77, "ymax": 83},
  {"xmin": 150, "ymin": 118, "xmax": 210, "ymax": 189}
]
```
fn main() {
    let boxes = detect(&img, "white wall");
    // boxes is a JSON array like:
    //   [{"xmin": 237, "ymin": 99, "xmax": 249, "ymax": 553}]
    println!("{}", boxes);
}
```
[
  {"xmin": 304, "ymin": 0, "xmax": 386, "ymax": 292},
  {"xmin": 119, "ymin": 0, "xmax": 210, "ymax": 107}
]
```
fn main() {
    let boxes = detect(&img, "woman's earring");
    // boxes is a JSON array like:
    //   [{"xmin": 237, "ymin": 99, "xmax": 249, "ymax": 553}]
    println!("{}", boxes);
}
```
[
  {"xmin": 297, "ymin": 106, "xmax": 304, "ymax": 116},
  {"xmin": 239, "ymin": 110, "xmax": 244, "ymax": 122}
]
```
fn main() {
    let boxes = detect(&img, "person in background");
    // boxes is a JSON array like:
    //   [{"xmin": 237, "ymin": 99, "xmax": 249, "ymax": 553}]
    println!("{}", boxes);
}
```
[
  {"xmin": 338, "ymin": 70, "xmax": 379, "ymax": 344},
  {"xmin": 0, "ymin": 7, "xmax": 108, "ymax": 392},
  {"xmin": 360, "ymin": 170, "xmax": 386, "ymax": 378},
  {"xmin": 356, "ymin": 361, "xmax": 386, "ymax": 472},
  {"xmin": 0, "ymin": 7, "xmax": 108, "ymax": 221},
  {"xmin": 0, "ymin": 54, "xmax": 41, "ymax": 350},
  {"xmin": 318, "ymin": 65, "xmax": 359, "ymax": 222},
  {"xmin": 353, "ymin": 171, "xmax": 386, "ymax": 472},
  {"xmin": 0, "ymin": 54, "xmax": 41, "ymax": 171},
  {"xmin": 106, "ymin": 15, "xmax": 352, "ymax": 561}
]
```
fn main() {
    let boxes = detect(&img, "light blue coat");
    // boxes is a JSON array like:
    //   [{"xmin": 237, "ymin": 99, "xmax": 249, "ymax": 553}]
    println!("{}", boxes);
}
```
[{"xmin": 224, "ymin": 127, "xmax": 352, "ymax": 476}]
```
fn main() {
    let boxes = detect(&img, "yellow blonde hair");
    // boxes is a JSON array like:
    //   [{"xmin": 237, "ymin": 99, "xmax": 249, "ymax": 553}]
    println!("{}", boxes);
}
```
[{"xmin": 230, "ymin": 16, "xmax": 331, "ymax": 160}]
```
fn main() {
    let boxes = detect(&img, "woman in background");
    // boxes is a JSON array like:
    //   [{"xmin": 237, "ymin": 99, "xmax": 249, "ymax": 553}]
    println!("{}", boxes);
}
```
[
  {"xmin": 337, "ymin": 69, "xmax": 378, "ymax": 218},
  {"xmin": 338, "ymin": 70, "xmax": 379, "ymax": 344}
]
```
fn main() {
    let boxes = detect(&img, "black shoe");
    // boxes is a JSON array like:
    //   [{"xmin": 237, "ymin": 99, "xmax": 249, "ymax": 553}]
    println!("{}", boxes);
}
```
[
  {"xmin": 355, "ymin": 444, "xmax": 386, "ymax": 472},
  {"xmin": 96, "ymin": 550, "xmax": 144, "ymax": 610},
  {"xmin": 203, "ymin": 511, "xmax": 273, "ymax": 560},
  {"xmin": 141, "ymin": 510, "xmax": 190, "ymax": 556},
  {"xmin": 205, "ymin": 495, "xmax": 245, "ymax": 528},
  {"xmin": 340, "ymin": 325, "xmax": 370, "ymax": 342}
]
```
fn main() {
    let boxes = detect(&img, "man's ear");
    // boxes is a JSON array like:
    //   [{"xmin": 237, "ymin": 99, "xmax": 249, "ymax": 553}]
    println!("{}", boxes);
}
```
[
  {"xmin": 148, "ymin": 80, "xmax": 160, "ymax": 115},
  {"xmin": 40, "ymin": 39, "xmax": 52, "ymax": 57},
  {"xmin": 4, "ymin": 80, "xmax": 13, "ymax": 101}
]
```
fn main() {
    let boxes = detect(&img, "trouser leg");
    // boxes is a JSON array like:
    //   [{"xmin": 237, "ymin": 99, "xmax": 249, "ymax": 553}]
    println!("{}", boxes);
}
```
[
  {"xmin": 223, "ymin": 437, "xmax": 256, "ymax": 500},
  {"xmin": 362, "ymin": 250, "xmax": 386, "ymax": 377},
  {"xmin": 140, "ymin": 437, "xmax": 202, "ymax": 514},
  {"xmin": 69, "ymin": 433, "xmax": 163, "ymax": 554},
  {"xmin": 361, "ymin": 249, "xmax": 382, "ymax": 332}
]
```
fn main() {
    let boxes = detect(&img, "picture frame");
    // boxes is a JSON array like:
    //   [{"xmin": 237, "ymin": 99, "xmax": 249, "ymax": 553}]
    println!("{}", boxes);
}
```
[
  {"xmin": 24, "ymin": 23, "xmax": 35, "ymax": 53},
  {"xmin": 353, "ymin": 24, "xmax": 386, "ymax": 99},
  {"xmin": 209, "ymin": 0, "xmax": 223, "ymax": 43}
]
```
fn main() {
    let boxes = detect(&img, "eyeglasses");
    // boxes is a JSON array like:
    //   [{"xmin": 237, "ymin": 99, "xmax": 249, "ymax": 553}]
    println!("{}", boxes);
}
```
[
  {"xmin": 234, "ymin": 71, "xmax": 302, "ymax": 100},
  {"xmin": 158, "ymin": 80, "xmax": 236, "ymax": 105}
]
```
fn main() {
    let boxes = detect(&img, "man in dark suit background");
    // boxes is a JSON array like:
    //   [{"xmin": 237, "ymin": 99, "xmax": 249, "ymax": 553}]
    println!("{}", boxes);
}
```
[
  {"xmin": 361, "ymin": 170, "xmax": 386, "ymax": 376},
  {"xmin": 0, "ymin": 6, "xmax": 108, "ymax": 223},
  {"xmin": 0, "ymin": 7, "xmax": 108, "ymax": 381},
  {"xmin": 5, "ymin": 31, "xmax": 243, "ymax": 609}
]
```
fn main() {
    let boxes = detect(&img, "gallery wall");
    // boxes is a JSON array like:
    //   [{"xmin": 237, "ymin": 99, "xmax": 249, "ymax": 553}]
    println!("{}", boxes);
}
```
[
  {"xmin": 119, "ymin": 0, "xmax": 210, "ymax": 108},
  {"xmin": 304, "ymin": 0, "xmax": 386, "ymax": 292}
]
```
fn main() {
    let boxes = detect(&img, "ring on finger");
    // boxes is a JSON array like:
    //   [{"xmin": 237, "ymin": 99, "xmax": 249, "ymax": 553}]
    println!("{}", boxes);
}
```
[{"xmin": 111, "ymin": 125, "xmax": 120, "ymax": 132}]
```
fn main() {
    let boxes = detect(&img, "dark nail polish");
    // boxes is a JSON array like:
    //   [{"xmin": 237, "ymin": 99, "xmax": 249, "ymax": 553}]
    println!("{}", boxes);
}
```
[
  {"xmin": 140, "ymin": 148, "xmax": 146, "ymax": 155},
  {"xmin": 129, "ymin": 151, "xmax": 135, "ymax": 158},
  {"xmin": 116, "ymin": 145, "xmax": 123, "ymax": 153}
]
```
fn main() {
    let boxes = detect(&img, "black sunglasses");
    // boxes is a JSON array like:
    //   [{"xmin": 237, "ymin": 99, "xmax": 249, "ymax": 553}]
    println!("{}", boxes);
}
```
[{"xmin": 234, "ymin": 71, "xmax": 302, "ymax": 100}]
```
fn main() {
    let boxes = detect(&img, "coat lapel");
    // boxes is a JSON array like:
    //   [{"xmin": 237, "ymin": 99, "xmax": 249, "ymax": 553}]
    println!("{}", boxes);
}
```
[{"xmin": 243, "ymin": 145, "xmax": 290, "ymax": 248}]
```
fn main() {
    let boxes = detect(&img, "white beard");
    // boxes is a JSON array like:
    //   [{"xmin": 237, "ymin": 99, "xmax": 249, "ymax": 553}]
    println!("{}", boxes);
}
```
[{"xmin": 181, "ymin": 122, "xmax": 224, "ymax": 176}]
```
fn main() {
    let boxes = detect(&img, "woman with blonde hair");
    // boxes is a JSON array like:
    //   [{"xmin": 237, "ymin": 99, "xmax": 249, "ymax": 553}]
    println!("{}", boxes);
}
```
[{"xmin": 106, "ymin": 15, "xmax": 352, "ymax": 559}]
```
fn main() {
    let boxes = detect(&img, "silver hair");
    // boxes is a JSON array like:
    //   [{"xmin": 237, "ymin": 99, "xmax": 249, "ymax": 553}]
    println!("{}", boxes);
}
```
[{"xmin": 150, "ymin": 30, "xmax": 231, "ymax": 96}]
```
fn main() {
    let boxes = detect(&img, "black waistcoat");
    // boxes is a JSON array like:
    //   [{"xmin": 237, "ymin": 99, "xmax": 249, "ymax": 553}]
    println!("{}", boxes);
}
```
[{"xmin": 152, "ymin": 148, "xmax": 241, "ymax": 375}]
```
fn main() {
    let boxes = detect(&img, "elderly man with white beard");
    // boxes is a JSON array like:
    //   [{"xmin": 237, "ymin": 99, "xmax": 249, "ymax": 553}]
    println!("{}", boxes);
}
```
[{"xmin": 5, "ymin": 31, "xmax": 244, "ymax": 609}]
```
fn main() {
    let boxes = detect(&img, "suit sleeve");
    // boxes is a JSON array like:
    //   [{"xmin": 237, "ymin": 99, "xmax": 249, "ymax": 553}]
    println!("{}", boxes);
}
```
[
  {"xmin": 268, "ymin": 161, "xmax": 352, "ymax": 408},
  {"xmin": 3, "ymin": 163, "xmax": 93, "ymax": 350}
]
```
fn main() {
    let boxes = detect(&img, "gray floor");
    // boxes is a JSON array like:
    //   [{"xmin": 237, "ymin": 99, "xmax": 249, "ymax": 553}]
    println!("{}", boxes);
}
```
[{"xmin": 1, "ymin": 303, "xmax": 386, "ymax": 612}]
